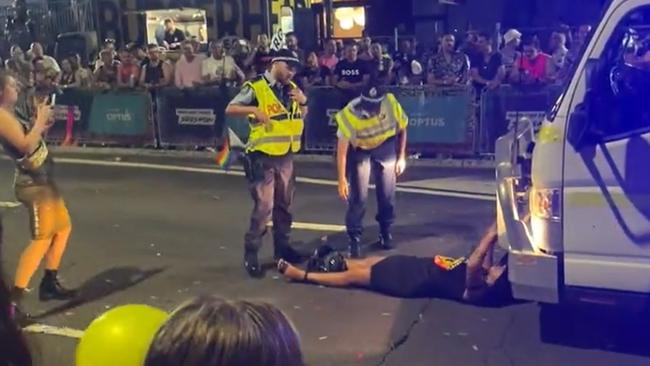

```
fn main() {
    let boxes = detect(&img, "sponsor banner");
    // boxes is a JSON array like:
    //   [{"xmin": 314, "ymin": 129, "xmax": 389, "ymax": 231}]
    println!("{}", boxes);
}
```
[
  {"xmin": 87, "ymin": 91, "xmax": 152, "ymax": 144},
  {"xmin": 156, "ymin": 87, "xmax": 225, "ymax": 147},
  {"xmin": 304, "ymin": 86, "xmax": 476, "ymax": 154}
]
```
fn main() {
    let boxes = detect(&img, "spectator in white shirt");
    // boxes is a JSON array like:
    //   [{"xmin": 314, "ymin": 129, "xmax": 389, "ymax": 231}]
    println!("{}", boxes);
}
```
[
  {"xmin": 29, "ymin": 42, "xmax": 60, "ymax": 82},
  {"xmin": 202, "ymin": 40, "xmax": 244, "ymax": 86},
  {"xmin": 174, "ymin": 40, "xmax": 203, "ymax": 89}
]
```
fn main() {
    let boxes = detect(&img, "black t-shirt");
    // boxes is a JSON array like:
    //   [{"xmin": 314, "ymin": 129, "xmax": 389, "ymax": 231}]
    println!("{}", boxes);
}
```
[
  {"xmin": 164, "ymin": 29, "xmax": 186, "ymax": 49},
  {"xmin": 334, "ymin": 58, "xmax": 369, "ymax": 84},
  {"xmin": 370, "ymin": 255, "xmax": 467, "ymax": 300},
  {"xmin": 471, "ymin": 52, "xmax": 503, "ymax": 85}
]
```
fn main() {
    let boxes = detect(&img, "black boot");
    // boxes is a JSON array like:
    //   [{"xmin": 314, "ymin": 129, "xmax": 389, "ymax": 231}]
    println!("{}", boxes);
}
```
[
  {"xmin": 378, "ymin": 231, "xmax": 394, "ymax": 250},
  {"xmin": 349, "ymin": 237, "xmax": 362, "ymax": 259},
  {"xmin": 10, "ymin": 287, "xmax": 33, "ymax": 327},
  {"xmin": 244, "ymin": 250, "xmax": 263, "ymax": 278},
  {"xmin": 39, "ymin": 270, "xmax": 77, "ymax": 301}
]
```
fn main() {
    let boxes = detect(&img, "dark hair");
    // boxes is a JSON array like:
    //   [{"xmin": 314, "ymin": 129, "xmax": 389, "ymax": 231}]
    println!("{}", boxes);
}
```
[
  {"xmin": 164, "ymin": 18, "xmax": 173, "ymax": 25},
  {"xmin": 144, "ymin": 296, "xmax": 305, "ymax": 366},
  {"xmin": 476, "ymin": 32, "xmax": 491, "ymax": 41},
  {"xmin": 522, "ymin": 36, "xmax": 540, "ymax": 49},
  {"xmin": 0, "ymin": 216, "xmax": 33, "ymax": 366},
  {"xmin": 147, "ymin": 43, "xmax": 159, "ymax": 50}
]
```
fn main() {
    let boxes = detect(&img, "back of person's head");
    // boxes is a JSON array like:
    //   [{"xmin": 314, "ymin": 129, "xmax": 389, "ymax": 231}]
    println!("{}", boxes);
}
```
[
  {"xmin": 0, "ymin": 217, "xmax": 33, "ymax": 366},
  {"xmin": 144, "ymin": 296, "xmax": 305, "ymax": 366}
]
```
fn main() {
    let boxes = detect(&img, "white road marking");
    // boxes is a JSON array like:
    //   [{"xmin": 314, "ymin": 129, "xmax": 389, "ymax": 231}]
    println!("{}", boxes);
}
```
[
  {"xmin": 268, "ymin": 221, "xmax": 346, "ymax": 232},
  {"xmin": 51, "ymin": 157, "xmax": 496, "ymax": 201},
  {"xmin": 23, "ymin": 323, "xmax": 84, "ymax": 339}
]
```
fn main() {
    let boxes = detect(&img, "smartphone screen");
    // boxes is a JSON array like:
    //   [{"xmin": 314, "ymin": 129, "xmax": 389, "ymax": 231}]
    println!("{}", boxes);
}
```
[{"xmin": 49, "ymin": 93, "xmax": 57, "ymax": 106}]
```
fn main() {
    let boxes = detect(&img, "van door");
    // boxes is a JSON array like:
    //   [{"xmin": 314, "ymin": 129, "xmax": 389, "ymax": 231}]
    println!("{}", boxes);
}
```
[{"xmin": 563, "ymin": 1, "xmax": 650, "ymax": 295}]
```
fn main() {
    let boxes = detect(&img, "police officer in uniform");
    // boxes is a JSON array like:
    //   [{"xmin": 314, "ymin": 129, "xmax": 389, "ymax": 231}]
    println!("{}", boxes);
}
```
[
  {"xmin": 335, "ymin": 85, "xmax": 408, "ymax": 258},
  {"xmin": 225, "ymin": 49, "xmax": 308, "ymax": 277}
]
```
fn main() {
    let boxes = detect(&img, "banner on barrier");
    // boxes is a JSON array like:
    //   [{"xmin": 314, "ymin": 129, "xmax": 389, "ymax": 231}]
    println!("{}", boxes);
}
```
[
  {"xmin": 304, "ymin": 86, "xmax": 475, "ymax": 153},
  {"xmin": 156, "ymin": 87, "xmax": 226, "ymax": 147},
  {"xmin": 47, "ymin": 89, "xmax": 94, "ymax": 142},
  {"xmin": 303, "ymin": 87, "xmax": 345, "ymax": 151},
  {"xmin": 88, "ymin": 92, "xmax": 150, "ymax": 136},
  {"xmin": 393, "ymin": 87, "xmax": 474, "ymax": 148}
]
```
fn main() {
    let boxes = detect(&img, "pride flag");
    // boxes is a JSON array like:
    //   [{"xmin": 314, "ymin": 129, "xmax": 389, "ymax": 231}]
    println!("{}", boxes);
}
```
[{"xmin": 216, "ymin": 128, "xmax": 246, "ymax": 169}]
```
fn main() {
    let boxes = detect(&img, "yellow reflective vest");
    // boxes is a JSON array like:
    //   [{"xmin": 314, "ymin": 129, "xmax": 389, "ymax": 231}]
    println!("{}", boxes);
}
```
[
  {"xmin": 335, "ymin": 93, "xmax": 408, "ymax": 150},
  {"xmin": 245, "ymin": 77, "xmax": 304, "ymax": 156}
]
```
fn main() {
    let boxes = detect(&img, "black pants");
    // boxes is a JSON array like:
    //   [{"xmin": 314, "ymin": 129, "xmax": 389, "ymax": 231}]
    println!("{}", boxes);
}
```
[{"xmin": 244, "ymin": 153, "xmax": 295, "ymax": 254}]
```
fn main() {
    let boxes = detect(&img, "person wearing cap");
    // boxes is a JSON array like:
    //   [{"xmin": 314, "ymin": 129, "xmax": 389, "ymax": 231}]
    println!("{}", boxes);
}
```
[
  {"xmin": 335, "ymin": 85, "xmax": 408, "ymax": 258},
  {"xmin": 500, "ymin": 29, "xmax": 522, "ymax": 75},
  {"xmin": 225, "ymin": 48, "xmax": 308, "ymax": 278}
]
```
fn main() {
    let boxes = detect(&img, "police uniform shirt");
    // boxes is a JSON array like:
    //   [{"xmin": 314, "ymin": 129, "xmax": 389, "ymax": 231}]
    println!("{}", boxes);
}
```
[
  {"xmin": 334, "ymin": 58, "xmax": 369, "ymax": 84},
  {"xmin": 335, "ymin": 96, "xmax": 406, "ymax": 142},
  {"xmin": 228, "ymin": 71, "xmax": 292, "ymax": 109}
]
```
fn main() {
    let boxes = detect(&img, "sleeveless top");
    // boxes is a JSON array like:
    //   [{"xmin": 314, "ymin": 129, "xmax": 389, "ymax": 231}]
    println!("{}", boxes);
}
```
[
  {"xmin": 0, "ymin": 109, "xmax": 54, "ymax": 187},
  {"xmin": 144, "ymin": 61, "xmax": 164, "ymax": 84}
]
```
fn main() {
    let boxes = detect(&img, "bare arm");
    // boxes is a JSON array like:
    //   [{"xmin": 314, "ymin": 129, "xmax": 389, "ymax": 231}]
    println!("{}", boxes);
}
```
[
  {"xmin": 139, "ymin": 65, "xmax": 147, "ymax": 86},
  {"xmin": 244, "ymin": 49, "xmax": 257, "ymax": 68},
  {"xmin": 397, "ymin": 129, "xmax": 407, "ymax": 160},
  {"xmin": 0, "ymin": 107, "xmax": 49, "ymax": 155},
  {"xmin": 470, "ymin": 67, "xmax": 491, "ymax": 84},
  {"xmin": 463, "ymin": 222, "xmax": 498, "ymax": 301},
  {"xmin": 337, "ymin": 137, "xmax": 350, "ymax": 183},
  {"xmin": 116, "ymin": 64, "xmax": 127, "ymax": 87},
  {"xmin": 161, "ymin": 62, "xmax": 172, "ymax": 86}
]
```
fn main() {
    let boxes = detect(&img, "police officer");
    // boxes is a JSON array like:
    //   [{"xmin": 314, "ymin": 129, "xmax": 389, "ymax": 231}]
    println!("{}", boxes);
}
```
[
  {"xmin": 335, "ymin": 85, "xmax": 408, "ymax": 258},
  {"xmin": 225, "ymin": 49, "xmax": 308, "ymax": 277}
]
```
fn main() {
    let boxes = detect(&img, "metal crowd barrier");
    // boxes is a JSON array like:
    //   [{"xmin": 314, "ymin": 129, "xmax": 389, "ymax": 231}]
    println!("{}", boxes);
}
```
[
  {"xmin": 304, "ymin": 85, "xmax": 477, "ymax": 155},
  {"xmin": 45, "ymin": 84, "xmax": 564, "ymax": 158},
  {"xmin": 48, "ymin": 88, "xmax": 155, "ymax": 146},
  {"xmin": 478, "ymin": 84, "xmax": 563, "ymax": 154}
]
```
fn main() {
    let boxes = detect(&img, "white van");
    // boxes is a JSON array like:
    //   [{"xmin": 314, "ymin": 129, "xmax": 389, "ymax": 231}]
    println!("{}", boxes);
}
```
[{"xmin": 497, "ymin": 0, "xmax": 650, "ymax": 307}]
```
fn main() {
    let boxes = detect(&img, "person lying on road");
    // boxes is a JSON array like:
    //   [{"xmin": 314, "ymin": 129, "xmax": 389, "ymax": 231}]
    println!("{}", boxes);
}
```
[{"xmin": 278, "ymin": 222, "xmax": 512, "ymax": 305}]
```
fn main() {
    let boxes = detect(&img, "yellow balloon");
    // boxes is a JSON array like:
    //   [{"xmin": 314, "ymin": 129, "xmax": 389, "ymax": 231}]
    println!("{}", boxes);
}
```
[{"xmin": 76, "ymin": 305, "xmax": 168, "ymax": 366}]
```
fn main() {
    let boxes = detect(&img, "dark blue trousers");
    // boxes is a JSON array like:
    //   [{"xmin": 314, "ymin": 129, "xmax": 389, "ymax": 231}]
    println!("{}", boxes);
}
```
[{"xmin": 346, "ymin": 136, "xmax": 397, "ymax": 239}]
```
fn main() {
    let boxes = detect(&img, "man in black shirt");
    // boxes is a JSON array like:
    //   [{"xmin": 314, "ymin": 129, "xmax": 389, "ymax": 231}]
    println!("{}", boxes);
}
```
[
  {"xmin": 163, "ymin": 19, "xmax": 186, "ymax": 50},
  {"xmin": 470, "ymin": 32, "xmax": 506, "ymax": 94},
  {"xmin": 332, "ymin": 43, "xmax": 370, "ymax": 103}
]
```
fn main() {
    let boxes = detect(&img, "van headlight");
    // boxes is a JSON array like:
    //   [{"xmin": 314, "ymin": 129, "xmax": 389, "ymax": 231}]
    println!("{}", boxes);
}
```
[{"xmin": 530, "ymin": 188, "xmax": 561, "ymax": 222}]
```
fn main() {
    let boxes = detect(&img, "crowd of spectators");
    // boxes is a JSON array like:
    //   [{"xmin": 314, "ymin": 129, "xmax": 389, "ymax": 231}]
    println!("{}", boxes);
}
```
[{"xmin": 0, "ymin": 22, "xmax": 593, "ymax": 102}]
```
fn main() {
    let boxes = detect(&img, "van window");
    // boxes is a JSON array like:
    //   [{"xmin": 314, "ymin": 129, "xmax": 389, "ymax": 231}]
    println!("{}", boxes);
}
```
[{"xmin": 592, "ymin": 6, "xmax": 650, "ymax": 139}]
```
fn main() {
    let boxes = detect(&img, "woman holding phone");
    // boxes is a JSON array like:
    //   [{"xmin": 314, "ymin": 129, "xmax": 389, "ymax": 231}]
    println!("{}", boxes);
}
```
[{"xmin": 0, "ymin": 73, "xmax": 76, "ymax": 321}]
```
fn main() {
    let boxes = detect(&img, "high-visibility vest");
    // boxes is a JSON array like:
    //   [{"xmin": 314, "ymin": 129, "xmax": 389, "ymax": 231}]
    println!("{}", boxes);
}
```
[
  {"xmin": 335, "ymin": 93, "xmax": 408, "ymax": 150},
  {"xmin": 245, "ymin": 77, "xmax": 304, "ymax": 156}
]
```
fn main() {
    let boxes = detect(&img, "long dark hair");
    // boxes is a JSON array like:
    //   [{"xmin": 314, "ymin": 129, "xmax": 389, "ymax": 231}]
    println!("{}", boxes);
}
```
[
  {"xmin": 0, "ymin": 216, "xmax": 33, "ymax": 366},
  {"xmin": 144, "ymin": 296, "xmax": 305, "ymax": 366}
]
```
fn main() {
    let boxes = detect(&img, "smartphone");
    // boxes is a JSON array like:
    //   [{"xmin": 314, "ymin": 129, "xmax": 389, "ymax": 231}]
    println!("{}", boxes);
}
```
[{"xmin": 49, "ymin": 93, "xmax": 56, "ymax": 106}]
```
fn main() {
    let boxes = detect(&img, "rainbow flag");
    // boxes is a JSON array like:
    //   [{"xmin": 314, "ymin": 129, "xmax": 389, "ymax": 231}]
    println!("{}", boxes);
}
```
[{"xmin": 216, "ymin": 128, "xmax": 245, "ymax": 169}]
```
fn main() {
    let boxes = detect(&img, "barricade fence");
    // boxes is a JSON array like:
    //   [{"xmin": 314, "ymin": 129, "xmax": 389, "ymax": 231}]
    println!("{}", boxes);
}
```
[{"xmin": 44, "ymin": 84, "xmax": 563, "ymax": 157}]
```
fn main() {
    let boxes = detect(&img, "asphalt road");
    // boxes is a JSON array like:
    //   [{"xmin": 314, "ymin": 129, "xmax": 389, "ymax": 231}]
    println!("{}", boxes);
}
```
[{"xmin": 0, "ymin": 155, "xmax": 648, "ymax": 366}]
